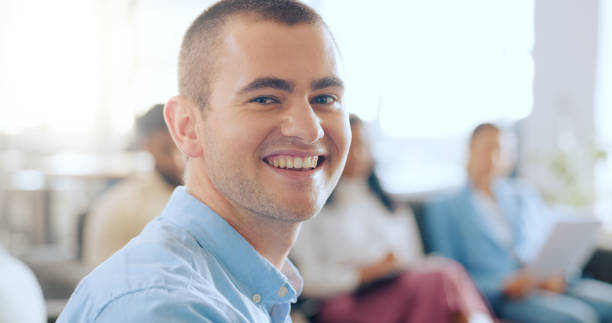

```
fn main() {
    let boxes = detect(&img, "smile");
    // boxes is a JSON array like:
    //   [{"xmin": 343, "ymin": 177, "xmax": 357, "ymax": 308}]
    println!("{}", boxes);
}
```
[{"xmin": 264, "ymin": 155, "xmax": 324, "ymax": 171}]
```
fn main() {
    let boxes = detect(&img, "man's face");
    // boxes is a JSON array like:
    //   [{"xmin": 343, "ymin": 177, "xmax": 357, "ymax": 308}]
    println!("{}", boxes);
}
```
[
  {"xmin": 194, "ymin": 19, "xmax": 350, "ymax": 222},
  {"xmin": 469, "ymin": 128, "xmax": 501, "ymax": 183}
]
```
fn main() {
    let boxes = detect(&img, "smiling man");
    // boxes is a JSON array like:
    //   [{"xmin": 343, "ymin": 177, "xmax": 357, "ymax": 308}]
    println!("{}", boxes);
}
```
[{"xmin": 57, "ymin": 1, "xmax": 350, "ymax": 322}]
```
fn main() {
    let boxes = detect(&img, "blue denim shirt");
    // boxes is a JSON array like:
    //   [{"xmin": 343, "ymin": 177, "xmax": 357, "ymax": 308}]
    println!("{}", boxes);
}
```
[{"xmin": 58, "ymin": 187, "xmax": 303, "ymax": 322}]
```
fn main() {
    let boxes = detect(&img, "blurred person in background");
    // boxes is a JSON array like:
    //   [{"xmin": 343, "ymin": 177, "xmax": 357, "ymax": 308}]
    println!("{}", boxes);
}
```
[
  {"xmin": 424, "ymin": 123, "xmax": 612, "ymax": 323},
  {"xmin": 83, "ymin": 103, "xmax": 185, "ymax": 268},
  {"xmin": 0, "ymin": 247, "xmax": 45, "ymax": 323},
  {"xmin": 291, "ymin": 115, "xmax": 495, "ymax": 323},
  {"xmin": 58, "ymin": 0, "xmax": 351, "ymax": 322}
]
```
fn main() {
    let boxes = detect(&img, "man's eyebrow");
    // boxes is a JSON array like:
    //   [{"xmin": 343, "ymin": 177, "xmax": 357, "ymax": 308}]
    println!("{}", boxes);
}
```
[
  {"xmin": 311, "ymin": 76, "xmax": 344, "ymax": 91},
  {"xmin": 238, "ymin": 77, "xmax": 294, "ymax": 94}
]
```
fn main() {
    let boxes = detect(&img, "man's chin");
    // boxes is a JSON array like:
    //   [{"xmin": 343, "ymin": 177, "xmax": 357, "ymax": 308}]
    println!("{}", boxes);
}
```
[{"xmin": 266, "ymin": 203, "xmax": 321, "ymax": 223}]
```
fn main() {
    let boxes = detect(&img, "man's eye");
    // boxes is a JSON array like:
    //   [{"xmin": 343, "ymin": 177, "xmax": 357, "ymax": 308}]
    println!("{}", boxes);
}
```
[
  {"xmin": 312, "ymin": 95, "xmax": 336, "ymax": 105},
  {"xmin": 250, "ymin": 96, "xmax": 278, "ymax": 104}
]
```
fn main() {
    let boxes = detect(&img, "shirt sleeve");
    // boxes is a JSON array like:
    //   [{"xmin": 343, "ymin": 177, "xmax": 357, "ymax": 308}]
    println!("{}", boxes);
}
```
[{"xmin": 94, "ymin": 287, "xmax": 247, "ymax": 323}]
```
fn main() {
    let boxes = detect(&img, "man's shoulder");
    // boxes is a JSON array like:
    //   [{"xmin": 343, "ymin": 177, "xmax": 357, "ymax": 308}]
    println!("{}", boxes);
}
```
[
  {"xmin": 91, "ymin": 286, "xmax": 247, "ymax": 322},
  {"xmin": 59, "ymin": 275, "xmax": 242, "ymax": 323},
  {"xmin": 61, "ymin": 221, "xmax": 228, "ymax": 322},
  {"xmin": 496, "ymin": 177, "xmax": 540, "ymax": 198}
]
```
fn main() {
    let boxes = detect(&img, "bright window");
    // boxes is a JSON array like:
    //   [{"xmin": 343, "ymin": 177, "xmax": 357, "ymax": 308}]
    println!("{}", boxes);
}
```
[
  {"xmin": 0, "ymin": 0, "xmax": 535, "ymax": 195},
  {"xmin": 315, "ymin": 0, "xmax": 534, "ymax": 194},
  {"xmin": 317, "ymin": 0, "xmax": 534, "ymax": 138},
  {"xmin": 0, "ymin": 0, "xmax": 97, "ymax": 135}
]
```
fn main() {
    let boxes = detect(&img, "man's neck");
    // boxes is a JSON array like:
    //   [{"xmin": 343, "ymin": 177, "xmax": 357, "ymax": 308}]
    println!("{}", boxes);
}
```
[
  {"xmin": 185, "ymin": 164, "xmax": 298, "ymax": 269},
  {"xmin": 220, "ymin": 211, "xmax": 300, "ymax": 269}
]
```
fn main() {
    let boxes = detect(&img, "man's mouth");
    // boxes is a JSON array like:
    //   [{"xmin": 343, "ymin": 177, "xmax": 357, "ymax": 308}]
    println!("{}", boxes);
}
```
[{"xmin": 263, "ymin": 155, "xmax": 325, "ymax": 171}]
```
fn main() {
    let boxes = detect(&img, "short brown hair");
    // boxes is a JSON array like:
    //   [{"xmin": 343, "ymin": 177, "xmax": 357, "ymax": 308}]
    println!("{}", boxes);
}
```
[{"xmin": 178, "ymin": 0, "xmax": 325, "ymax": 109}]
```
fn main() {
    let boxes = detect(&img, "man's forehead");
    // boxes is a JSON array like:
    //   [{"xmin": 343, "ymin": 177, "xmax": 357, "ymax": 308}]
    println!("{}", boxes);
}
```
[{"xmin": 211, "ymin": 17, "xmax": 343, "ymax": 88}]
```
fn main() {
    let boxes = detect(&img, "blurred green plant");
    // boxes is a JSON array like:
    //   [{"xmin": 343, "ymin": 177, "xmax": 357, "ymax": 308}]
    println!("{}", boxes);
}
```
[{"xmin": 544, "ymin": 146, "xmax": 608, "ymax": 207}]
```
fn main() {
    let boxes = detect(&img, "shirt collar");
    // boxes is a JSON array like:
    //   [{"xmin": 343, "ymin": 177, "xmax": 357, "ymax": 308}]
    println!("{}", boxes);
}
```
[{"xmin": 159, "ymin": 187, "xmax": 303, "ymax": 305}]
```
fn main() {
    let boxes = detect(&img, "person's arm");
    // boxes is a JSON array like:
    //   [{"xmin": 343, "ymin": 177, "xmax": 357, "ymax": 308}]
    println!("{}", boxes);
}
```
[
  {"xmin": 499, "ymin": 271, "xmax": 565, "ymax": 299},
  {"xmin": 424, "ymin": 200, "xmax": 508, "ymax": 300},
  {"xmin": 358, "ymin": 252, "xmax": 400, "ymax": 284},
  {"xmin": 538, "ymin": 275, "xmax": 566, "ymax": 294},
  {"xmin": 501, "ymin": 271, "xmax": 537, "ymax": 299}
]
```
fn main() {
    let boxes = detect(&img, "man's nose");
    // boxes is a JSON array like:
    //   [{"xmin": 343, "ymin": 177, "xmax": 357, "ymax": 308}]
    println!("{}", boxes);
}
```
[{"xmin": 280, "ymin": 99, "xmax": 324, "ymax": 144}]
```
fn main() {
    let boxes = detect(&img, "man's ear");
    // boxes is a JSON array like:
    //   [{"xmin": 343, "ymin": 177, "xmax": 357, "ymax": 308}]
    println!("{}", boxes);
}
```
[{"xmin": 164, "ymin": 96, "xmax": 203, "ymax": 158}]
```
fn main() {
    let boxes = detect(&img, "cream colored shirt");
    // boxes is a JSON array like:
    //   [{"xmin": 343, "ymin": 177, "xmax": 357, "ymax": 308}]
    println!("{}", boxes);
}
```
[
  {"xmin": 84, "ymin": 171, "xmax": 173, "ymax": 268},
  {"xmin": 291, "ymin": 178, "xmax": 424, "ymax": 297}
]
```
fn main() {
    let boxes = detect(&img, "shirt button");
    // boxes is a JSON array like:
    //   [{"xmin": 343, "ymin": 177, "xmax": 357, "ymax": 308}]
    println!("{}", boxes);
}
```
[
  {"xmin": 278, "ymin": 286, "xmax": 288, "ymax": 297},
  {"xmin": 252, "ymin": 293, "xmax": 261, "ymax": 304}
]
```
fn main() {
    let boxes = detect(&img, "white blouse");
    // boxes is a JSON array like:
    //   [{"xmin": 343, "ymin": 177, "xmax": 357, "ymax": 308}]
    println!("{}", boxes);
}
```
[{"xmin": 291, "ymin": 178, "xmax": 424, "ymax": 297}]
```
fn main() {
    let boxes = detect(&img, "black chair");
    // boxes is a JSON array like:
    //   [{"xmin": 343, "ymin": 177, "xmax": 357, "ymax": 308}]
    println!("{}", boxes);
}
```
[{"xmin": 583, "ymin": 248, "xmax": 612, "ymax": 284}]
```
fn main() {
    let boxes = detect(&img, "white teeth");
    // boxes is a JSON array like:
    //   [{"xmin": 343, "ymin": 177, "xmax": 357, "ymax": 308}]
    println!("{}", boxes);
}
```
[
  {"xmin": 294, "ymin": 158, "xmax": 303, "ymax": 168},
  {"xmin": 266, "ymin": 156, "xmax": 319, "ymax": 170},
  {"xmin": 304, "ymin": 156, "xmax": 312, "ymax": 168}
]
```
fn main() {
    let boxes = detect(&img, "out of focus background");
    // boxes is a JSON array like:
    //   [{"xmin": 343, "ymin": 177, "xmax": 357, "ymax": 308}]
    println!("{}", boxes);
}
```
[{"xmin": 0, "ymin": 0, "xmax": 611, "ymax": 322}]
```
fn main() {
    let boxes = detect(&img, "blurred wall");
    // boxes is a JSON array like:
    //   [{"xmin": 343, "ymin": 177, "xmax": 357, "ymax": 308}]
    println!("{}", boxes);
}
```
[{"xmin": 521, "ymin": 0, "xmax": 600, "ymax": 207}]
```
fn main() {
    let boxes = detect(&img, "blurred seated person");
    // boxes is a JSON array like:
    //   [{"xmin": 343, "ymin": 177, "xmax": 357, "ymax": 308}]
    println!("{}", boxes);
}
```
[
  {"xmin": 424, "ymin": 123, "xmax": 612, "ymax": 323},
  {"xmin": 0, "ymin": 246, "xmax": 45, "ymax": 323},
  {"xmin": 291, "ymin": 115, "xmax": 495, "ymax": 323},
  {"xmin": 83, "ymin": 104, "xmax": 185, "ymax": 268}
]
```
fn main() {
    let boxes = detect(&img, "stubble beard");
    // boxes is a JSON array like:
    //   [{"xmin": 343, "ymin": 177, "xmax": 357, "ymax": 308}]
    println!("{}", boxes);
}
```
[
  {"xmin": 208, "ymin": 164, "xmax": 326, "ymax": 223},
  {"xmin": 204, "ymin": 141, "xmax": 331, "ymax": 224}
]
